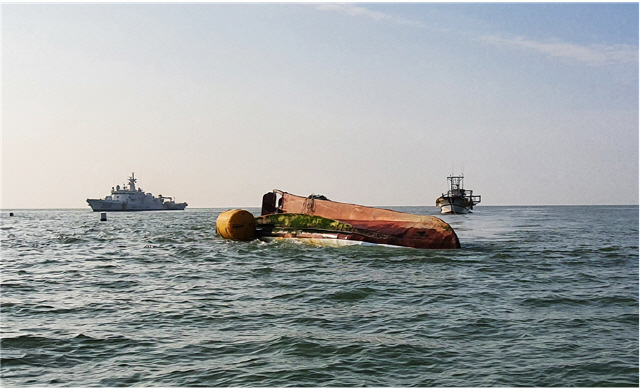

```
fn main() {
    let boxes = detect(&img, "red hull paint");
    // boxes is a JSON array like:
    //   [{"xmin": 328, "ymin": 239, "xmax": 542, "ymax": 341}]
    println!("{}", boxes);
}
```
[{"xmin": 261, "ymin": 191, "xmax": 460, "ymax": 249}]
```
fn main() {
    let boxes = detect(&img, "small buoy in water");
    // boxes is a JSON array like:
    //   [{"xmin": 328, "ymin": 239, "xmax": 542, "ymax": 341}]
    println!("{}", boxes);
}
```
[
  {"xmin": 100, "ymin": 212, "xmax": 107, "ymax": 221},
  {"xmin": 216, "ymin": 209, "xmax": 256, "ymax": 241},
  {"xmin": 9, "ymin": 212, "xmax": 14, "ymax": 217}
]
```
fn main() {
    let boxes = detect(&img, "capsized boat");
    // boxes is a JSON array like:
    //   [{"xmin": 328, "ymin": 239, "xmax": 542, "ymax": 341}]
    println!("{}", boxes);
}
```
[
  {"xmin": 216, "ymin": 190, "xmax": 460, "ymax": 249},
  {"xmin": 86, "ymin": 173, "xmax": 187, "ymax": 211},
  {"xmin": 436, "ymin": 175, "xmax": 481, "ymax": 214}
]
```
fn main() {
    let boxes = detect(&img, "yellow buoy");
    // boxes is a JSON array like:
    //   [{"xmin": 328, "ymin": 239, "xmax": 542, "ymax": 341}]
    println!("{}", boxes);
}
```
[{"xmin": 216, "ymin": 209, "xmax": 256, "ymax": 241}]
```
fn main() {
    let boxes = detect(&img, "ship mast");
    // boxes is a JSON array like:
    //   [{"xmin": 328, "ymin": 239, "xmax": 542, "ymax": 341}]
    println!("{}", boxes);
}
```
[{"xmin": 128, "ymin": 173, "xmax": 137, "ymax": 191}]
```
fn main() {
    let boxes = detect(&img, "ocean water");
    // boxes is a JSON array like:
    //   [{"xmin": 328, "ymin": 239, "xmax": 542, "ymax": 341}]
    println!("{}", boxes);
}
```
[{"xmin": 1, "ymin": 206, "xmax": 638, "ymax": 387}]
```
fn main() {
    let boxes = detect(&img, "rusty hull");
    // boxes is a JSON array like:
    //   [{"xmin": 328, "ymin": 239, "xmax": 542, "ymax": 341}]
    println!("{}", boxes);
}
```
[{"xmin": 261, "ymin": 190, "xmax": 460, "ymax": 249}]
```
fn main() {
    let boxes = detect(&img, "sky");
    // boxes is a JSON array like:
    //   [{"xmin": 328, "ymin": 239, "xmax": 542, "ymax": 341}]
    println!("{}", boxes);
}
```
[{"xmin": 2, "ymin": 2, "xmax": 638, "ymax": 208}]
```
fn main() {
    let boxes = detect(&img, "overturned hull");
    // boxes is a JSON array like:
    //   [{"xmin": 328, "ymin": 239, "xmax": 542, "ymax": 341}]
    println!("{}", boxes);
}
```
[
  {"xmin": 259, "ymin": 190, "xmax": 460, "ymax": 249},
  {"xmin": 255, "ymin": 213, "xmax": 457, "ymax": 249}
]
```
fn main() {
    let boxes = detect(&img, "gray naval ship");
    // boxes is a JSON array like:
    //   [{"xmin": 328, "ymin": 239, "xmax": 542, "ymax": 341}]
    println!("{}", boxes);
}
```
[{"xmin": 87, "ymin": 173, "xmax": 187, "ymax": 211}]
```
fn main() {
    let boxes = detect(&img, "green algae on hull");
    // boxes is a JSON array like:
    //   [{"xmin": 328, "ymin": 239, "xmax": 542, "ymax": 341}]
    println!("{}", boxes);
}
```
[{"xmin": 256, "ymin": 213, "xmax": 357, "ymax": 233}]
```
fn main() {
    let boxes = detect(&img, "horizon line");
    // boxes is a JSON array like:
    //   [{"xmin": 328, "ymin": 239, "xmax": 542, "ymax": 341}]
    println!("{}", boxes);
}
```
[{"xmin": 2, "ymin": 204, "xmax": 639, "ymax": 211}]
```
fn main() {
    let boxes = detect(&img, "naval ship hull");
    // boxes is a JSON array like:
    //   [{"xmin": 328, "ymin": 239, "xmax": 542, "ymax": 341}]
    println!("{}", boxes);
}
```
[{"xmin": 87, "ymin": 199, "xmax": 187, "ymax": 211}]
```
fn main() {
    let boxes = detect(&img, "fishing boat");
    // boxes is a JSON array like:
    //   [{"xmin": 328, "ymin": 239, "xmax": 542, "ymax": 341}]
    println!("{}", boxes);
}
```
[
  {"xmin": 86, "ymin": 173, "xmax": 187, "ymax": 211},
  {"xmin": 216, "ymin": 190, "xmax": 460, "ymax": 249},
  {"xmin": 436, "ymin": 175, "xmax": 481, "ymax": 214}
]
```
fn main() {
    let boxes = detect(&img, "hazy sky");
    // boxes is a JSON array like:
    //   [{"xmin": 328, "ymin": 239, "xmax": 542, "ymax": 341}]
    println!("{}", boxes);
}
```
[{"xmin": 2, "ymin": 2, "xmax": 638, "ymax": 208}]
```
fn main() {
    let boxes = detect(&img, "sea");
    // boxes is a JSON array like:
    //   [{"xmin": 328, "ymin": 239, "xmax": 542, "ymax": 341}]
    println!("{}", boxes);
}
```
[{"xmin": 1, "ymin": 206, "xmax": 638, "ymax": 387}]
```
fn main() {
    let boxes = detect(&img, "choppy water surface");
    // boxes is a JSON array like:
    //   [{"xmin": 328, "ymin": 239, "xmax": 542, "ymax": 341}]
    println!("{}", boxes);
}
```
[{"xmin": 2, "ymin": 206, "xmax": 638, "ymax": 386}]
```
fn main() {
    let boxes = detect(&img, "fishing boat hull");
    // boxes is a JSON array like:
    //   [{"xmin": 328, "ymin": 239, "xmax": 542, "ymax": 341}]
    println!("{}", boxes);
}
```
[
  {"xmin": 436, "ymin": 197, "xmax": 473, "ymax": 214},
  {"xmin": 255, "ymin": 214, "xmax": 402, "ymax": 248},
  {"xmin": 259, "ymin": 235, "xmax": 402, "ymax": 248},
  {"xmin": 259, "ymin": 191, "xmax": 460, "ymax": 249},
  {"xmin": 438, "ymin": 204, "xmax": 469, "ymax": 214},
  {"xmin": 256, "ymin": 213, "xmax": 458, "ymax": 249}
]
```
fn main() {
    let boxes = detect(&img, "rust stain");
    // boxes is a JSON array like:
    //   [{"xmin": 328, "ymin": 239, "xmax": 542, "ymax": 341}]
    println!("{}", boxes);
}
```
[{"xmin": 260, "ymin": 191, "xmax": 460, "ymax": 249}]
